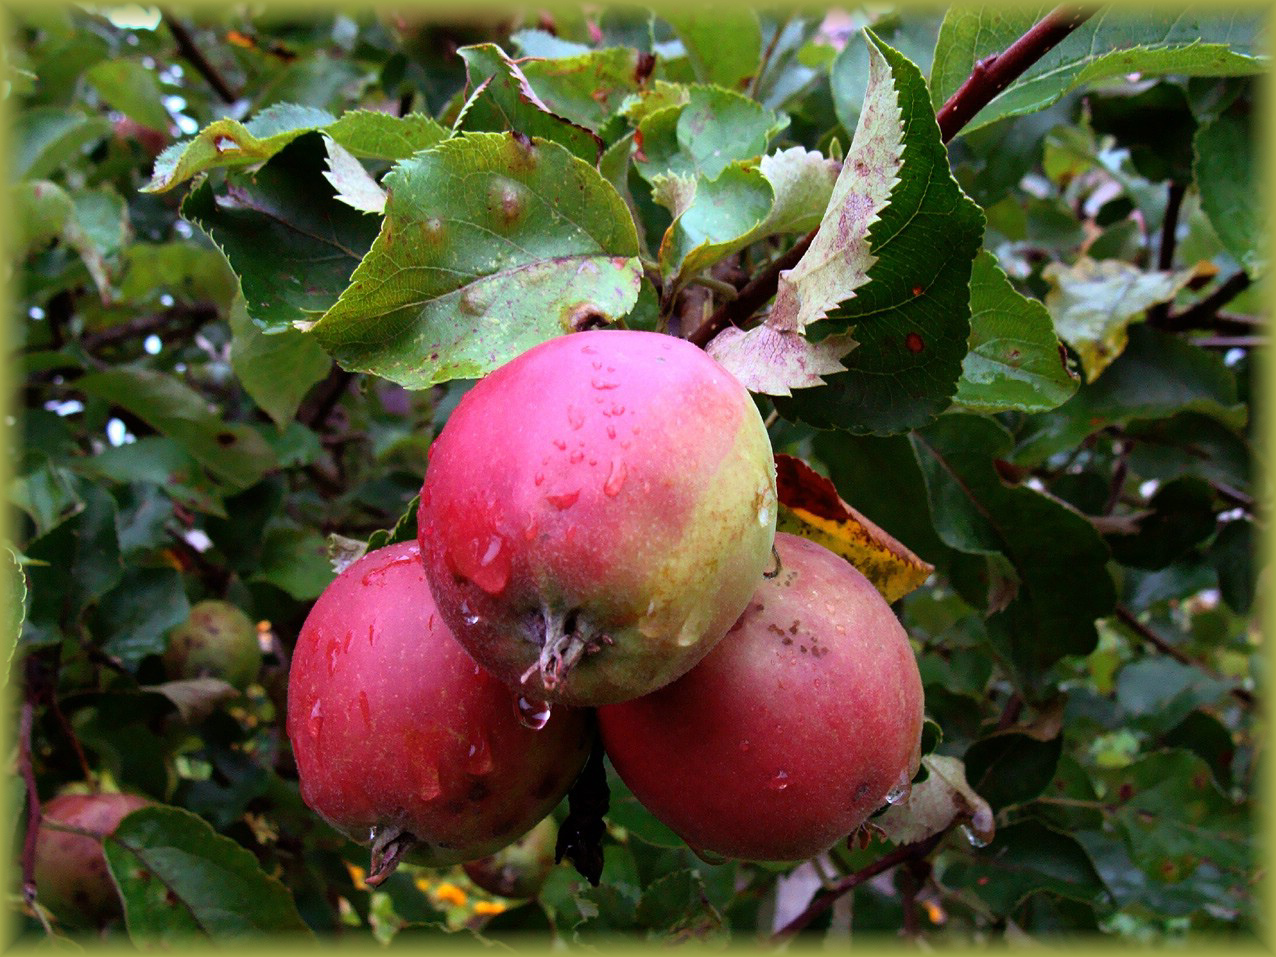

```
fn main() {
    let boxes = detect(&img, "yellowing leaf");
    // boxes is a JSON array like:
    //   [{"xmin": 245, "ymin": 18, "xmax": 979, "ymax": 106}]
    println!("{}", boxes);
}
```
[
  {"xmin": 774, "ymin": 454, "xmax": 932, "ymax": 603},
  {"xmin": 876, "ymin": 755, "xmax": 995, "ymax": 847}
]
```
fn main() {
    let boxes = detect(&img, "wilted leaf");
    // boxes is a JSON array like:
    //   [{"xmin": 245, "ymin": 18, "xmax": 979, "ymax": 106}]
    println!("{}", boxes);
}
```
[
  {"xmin": 1045, "ymin": 258, "xmax": 1197, "ymax": 382},
  {"xmin": 876, "ymin": 755, "xmax": 995, "ymax": 846},
  {"xmin": 775, "ymin": 34, "xmax": 984, "ymax": 428},
  {"xmin": 311, "ymin": 132, "xmax": 641, "ymax": 388},
  {"xmin": 141, "ymin": 677, "xmax": 240, "ymax": 724},
  {"xmin": 709, "ymin": 34, "xmax": 902, "ymax": 395},
  {"xmin": 322, "ymin": 135, "xmax": 386, "ymax": 214},
  {"xmin": 931, "ymin": 8, "xmax": 1267, "ymax": 134},
  {"xmin": 957, "ymin": 250, "xmax": 1078, "ymax": 412},
  {"xmin": 104, "ymin": 805, "xmax": 314, "ymax": 943},
  {"xmin": 774, "ymin": 454, "xmax": 932, "ymax": 603},
  {"xmin": 326, "ymin": 533, "xmax": 368, "ymax": 575}
]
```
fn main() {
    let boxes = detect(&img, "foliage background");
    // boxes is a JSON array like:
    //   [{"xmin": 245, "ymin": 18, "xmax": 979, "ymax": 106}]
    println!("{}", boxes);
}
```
[{"xmin": 3, "ymin": 1, "xmax": 1271, "ymax": 950}]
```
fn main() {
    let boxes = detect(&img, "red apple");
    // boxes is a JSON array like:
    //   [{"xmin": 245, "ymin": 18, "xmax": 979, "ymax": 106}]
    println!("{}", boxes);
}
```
[
  {"xmin": 418, "ymin": 329, "xmax": 777, "ymax": 706},
  {"xmin": 598, "ymin": 533, "xmax": 924, "ymax": 861}
]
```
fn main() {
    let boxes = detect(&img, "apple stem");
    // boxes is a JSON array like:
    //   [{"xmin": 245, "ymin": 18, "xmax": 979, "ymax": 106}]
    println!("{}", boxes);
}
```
[
  {"xmin": 526, "ymin": 606, "xmax": 596, "ymax": 692},
  {"xmin": 366, "ymin": 825, "xmax": 417, "ymax": 887}
]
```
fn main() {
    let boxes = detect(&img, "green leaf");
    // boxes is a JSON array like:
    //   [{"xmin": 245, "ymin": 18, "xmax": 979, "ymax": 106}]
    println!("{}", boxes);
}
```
[
  {"xmin": 310, "ymin": 132, "xmax": 642, "ymax": 388},
  {"xmin": 182, "ymin": 134, "xmax": 382, "ymax": 334},
  {"xmin": 520, "ymin": 47, "xmax": 648, "ymax": 132},
  {"xmin": 773, "ymin": 34, "xmax": 983, "ymax": 429},
  {"xmin": 1045, "ymin": 258, "xmax": 1196, "ymax": 383},
  {"xmin": 145, "ymin": 103, "xmax": 447, "ymax": 193},
  {"xmin": 1105, "ymin": 477, "xmax": 1217, "ymax": 570},
  {"xmin": 635, "ymin": 869, "xmax": 723, "ymax": 939},
  {"xmin": 78, "ymin": 437, "xmax": 228, "ymax": 518},
  {"xmin": 1114, "ymin": 658, "xmax": 1234, "ymax": 732},
  {"xmin": 955, "ymin": 250, "xmax": 1078, "ymax": 413},
  {"xmin": 103, "ymin": 805, "xmax": 313, "ymax": 943},
  {"xmin": 634, "ymin": 85, "xmax": 787, "ymax": 183},
  {"xmin": 252, "ymin": 525, "xmax": 335, "ymax": 600},
  {"xmin": 92, "ymin": 567, "xmax": 191, "ymax": 667},
  {"xmin": 2, "ymin": 546, "xmax": 26, "ymax": 686},
  {"xmin": 964, "ymin": 730, "xmax": 1063, "ymax": 812},
  {"xmin": 662, "ymin": 9, "xmax": 762, "ymax": 89},
  {"xmin": 1210, "ymin": 518, "xmax": 1255, "ymax": 615},
  {"xmin": 77, "ymin": 368, "xmax": 277, "ymax": 490},
  {"xmin": 943, "ymin": 820, "xmax": 1109, "ymax": 913},
  {"xmin": 912, "ymin": 414, "xmax": 1115, "ymax": 684},
  {"xmin": 930, "ymin": 8, "xmax": 1267, "ymax": 134},
  {"xmin": 1194, "ymin": 109, "xmax": 1264, "ymax": 278},
  {"xmin": 12, "ymin": 181, "xmax": 127, "ymax": 301},
  {"xmin": 85, "ymin": 60, "xmax": 171, "ymax": 131},
  {"xmin": 14, "ymin": 106, "xmax": 111, "ymax": 180},
  {"xmin": 229, "ymin": 298, "xmax": 331, "ymax": 428},
  {"xmin": 457, "ymin": 44, "xmax": 603, "ymax": 163},
  {"xmin": 662, "ymin": 147, "xmax": 838, "ymax": 284}
]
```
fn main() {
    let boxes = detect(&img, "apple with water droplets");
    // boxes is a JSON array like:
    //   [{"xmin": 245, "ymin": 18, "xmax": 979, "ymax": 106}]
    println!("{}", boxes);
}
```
[
  {"xmin": 34, "ymin": 791, "xmax": 151, "ymax": 927},
  {"xmin": 598, "ymin": 533, "xmax": 924, "ymax": 861},
  {"xmin": 286, "ymin": 541, "xmax": 593, "ymax": 880},
  {"xmin": 418, "ymin": 329, "xmax": 777, "ymax": 706}
]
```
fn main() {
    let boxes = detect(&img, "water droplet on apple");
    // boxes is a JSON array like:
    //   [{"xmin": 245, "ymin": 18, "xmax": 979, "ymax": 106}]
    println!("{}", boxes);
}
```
[
  {"xmin": 358, "ymin": 690, "xmax": 371, "ymax": 728},
  {"xmin": 567, "ymin": 405, "xmax": 585, "ymax": 430},
  {"xmin": 546, "ymin": 489, "xmax": 580, "ymax": 510},
  {"xmin": 590, "ymin": 377, "xmax": 619, "ymax": 390},
  {"xmin": 885, "ymin": 771, "xmax": 912, "ymax": 806},
  {"xmin": 768, "ymin": 770, "xmax": 790, "ymax": 791},
  {"xmin": 466, "ymin": 735, "xmax": 494, "ymax": 775},
  {"xmin": 739, "ymin": 739, "xmax": 751, "ymax": 753},
  {"xmin": 603, "ymin": 459, "xmax": 627, "ymax": 497},
  {"xmin": 514, "ymin": 695, "xmax": 552, "ymax": 730},
  {"xmin": 534, "ymin": 472, "xmax": 545, "ymax": 486},
  {"xmin": 569, "ymin": 449, "xmax": 584, "ymax": 464},
  {"xmin": 460, "ymin": 600, "xmax": 481, "ymax": 626},
  {"xmin": 308, "ymin": 700, "xmax": 323, "ymax": 739}
]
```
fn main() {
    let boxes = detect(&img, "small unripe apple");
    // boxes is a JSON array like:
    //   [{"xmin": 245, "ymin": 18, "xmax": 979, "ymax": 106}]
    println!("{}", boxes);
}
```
[
  {"xmin": 462, "ymin": 815, "xmax": 557, "ymax": 899},
  {"xmin": 599, "ymin": 533, "xmax": 924, "ymax": 861},
  {"xmin": 34, "ymin": 792, "xmax": 151, "ymax": 927},
  {"xmin": 418, "ymin": 329, "xmax": 777, "ymax": 706},
  {"xmin": 286, "ymin": 542, "xmax": 593, "ymax": 877},
  {"xmin": 163, "ymin": 599, "xmax": 262, "ymax": 690}
]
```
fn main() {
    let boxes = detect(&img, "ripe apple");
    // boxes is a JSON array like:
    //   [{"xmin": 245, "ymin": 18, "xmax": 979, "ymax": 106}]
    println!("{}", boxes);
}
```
[
  {"xmin": 598, "ymin": 533, "xmax": 924, "ymax": 861},
  {"xmin": 418, "ymin": 329, "xmax": 777, "ymax": 706},
  {"xmin": 286, "ymin": 541, "xmax": 593, "ymax": 878}
]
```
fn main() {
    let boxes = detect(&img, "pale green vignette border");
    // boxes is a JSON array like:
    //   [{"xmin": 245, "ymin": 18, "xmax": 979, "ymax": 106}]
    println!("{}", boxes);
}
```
[{"xmin": 0, "ymin": 0, "xmax": 1272, "ymax": 954}]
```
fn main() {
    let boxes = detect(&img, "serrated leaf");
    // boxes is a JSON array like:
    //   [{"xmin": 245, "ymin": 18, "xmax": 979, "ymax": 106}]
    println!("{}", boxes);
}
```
[
  {"xmin": 365, "ymin": 493, "xmax": 419, "ymax": 553},
  {"xmin": 322, "ymin": 135, "xmax": 386, "ymax": 214},
  {"xmin": 458, "ymin": 44, "xmax": 603, "ymax": 163},
  {"xmin": 85, "ymin": 60, "xmax": 170, "ymax": 132},
  {"xmin": 310, "ymin": 132, "xmax": 641, "ymax": 388},
  {"xmin": 76, "ymin": 368, "xmax": 277, "ymax": 490},
  {"xmin": 634, "ymin": 85, "xmax": 787, "ymax": 183},
  {"xmin": 773, "ymin": 34, "xmax": 983, "ymax": 425},
  {"xmin": 141, "ymin": 678, "xmax": 240, "ymax": 724},
  {"xmin": 145, "ymin": 104, "xmax": 447, "ymax": 193},
  {"xmin": 182, "ymin": 133, "xmax": 381, "ymax": 333},
  {"xmin": 876, "ymin": 755, "xmax": 994, "ymax": 846},
  {"xmin": 912, "ymin": 414, "xmax": 1115, "ymax": 685},
  {"xmin": 229, "ymin": 297, "xmax": 331, "ymax": 427},
  {"xmin": 662, "ymin": 9, "xmax": 762, "ymax": 89},
  {"xmin": 1195, "ymin": 110, "xmax": 1264, "ymax": 278},
  {"xmin": 103, "ymin": 806, "xmax": 313, "ymax": 943},
  {"xmin": 956, "ymin": 250, "xmax": 1078, "ymax": 413},
  {"xmin": 1045, "ymin": 258, "xmax": 1197, "ymax": 383},
  {"xmin": 931, "ymin": 8, "xmax": 1267, "ymax": 134},
  {"xmin": 15, "ymin": 106, "xmax": 111, "ymax": 180},
  {"xmin": 774, "ymin": 453, "xmax": 932, "ymax": 603},
  {"xmin": 2, "ymin": 546, "xmax": 26, "ymax": 686}
]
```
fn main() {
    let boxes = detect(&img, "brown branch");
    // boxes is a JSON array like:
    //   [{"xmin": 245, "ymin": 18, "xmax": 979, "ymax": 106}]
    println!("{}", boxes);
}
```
[
  {"xmin": 686, "ymin": 233, "xmax": 814, "ymax": 348},
  {"xmin": 1113, "ymin": 605, "xmax": 1254, "ymax": 706},
  {"xmin": 162, "ymin": 11, "xmax": 239, "ymax": 105},
  {"xmin": 1160, "ymin": 271, "xmax": 1253, "ymax": 331},
  {"xmin": 300, "ymin": 367, "xmax": 355, "ymax": 430},
  {"xmin": 18, "ymin": 658, "xmax": 50, "ymax": 911},
  {"xmin": 81, "ymin": 304, "xmax": 218, "ymax": 353},
  {"xmin": 935, "ymin": 6, "xmax": 1097, "ymax": 144},
  {"xmin": 773, "ymin": 831, "xmax": 946, "ymax": 940},
  {"xmin": 1147, "ymin": 180, "xmax": 1188, "ymax": 325},
  {"xmin": 1191, "ymin": 335, "xmax": 1267, "ymax": 350}
]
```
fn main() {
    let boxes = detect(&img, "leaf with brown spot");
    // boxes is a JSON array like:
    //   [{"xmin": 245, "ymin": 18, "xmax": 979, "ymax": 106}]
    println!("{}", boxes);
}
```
[{"xmin": 774, "ymin": 453, "xmax": 932, "ymax": 603}]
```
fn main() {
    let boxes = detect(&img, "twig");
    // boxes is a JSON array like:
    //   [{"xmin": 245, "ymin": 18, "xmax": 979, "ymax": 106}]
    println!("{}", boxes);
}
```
[
  {"xmin": 1103, "ymin": 439, "xmax": 1131, "ymax": 515},
  {"xmin": 685, "ymin": 274, "xmax": 740, "ymax": 300},
  {"xmin": 935, "ymin": 6, "xmax": 1096, "ymax": 143},
  {"xmin": 18, "ymin": 659, "xmax": 48, "ymax": 913},
  {"xmin": 773, "ymin": 832, "xmax": 946, "ymax": 940},
  {"xmin": 687, "ymin": 233, "xmax": 813, "ymax": 348},
  {"xmin": 1161, "ymin": 271, "xmax": 1254, "ymax": 331},
  {"xmin": 1191, "ymin": 335, "xmax": 1267, "ymax": 349},
  {"xmin": 300, "ymin": 367, "xmax": 354, "ymax": 430},
  {"xmin": 1113, "ymin": 605, "xmax": 1254, "ymax": 706},
  {"xmin": 1147, "ymin": 180, "xmax": 1187, "ymax": 326},
  {"xmin": 162, "ymin": 11, "xmax": 240, "ymax": 104},
  {"xmin": 749, "ymin": 12, "xmax": 795, "ymax": 98},
  {"xmin": 80, "ymin": 304, "xmax": 217, "ymax": 353}
]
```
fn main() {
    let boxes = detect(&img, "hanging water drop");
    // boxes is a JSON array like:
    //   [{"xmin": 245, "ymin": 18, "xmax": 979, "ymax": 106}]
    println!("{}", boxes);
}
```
[
  {"xmin": 768, "ymin": 770, "xmax": 790, "ymax": 791},
  {"xmin": 960, "ymin": 824, "xmax": 989, "ymax": 848},
  {"xmin": 460, "ymin": 600, "xmax": 480, "ymax": 626},
  {"xmin": 603, "ymin": 458, "xmax": 627, "ymax": 497},
  {"xmin": 515, "ymin": 695, "xmax": 552, "ymax": 730}
]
